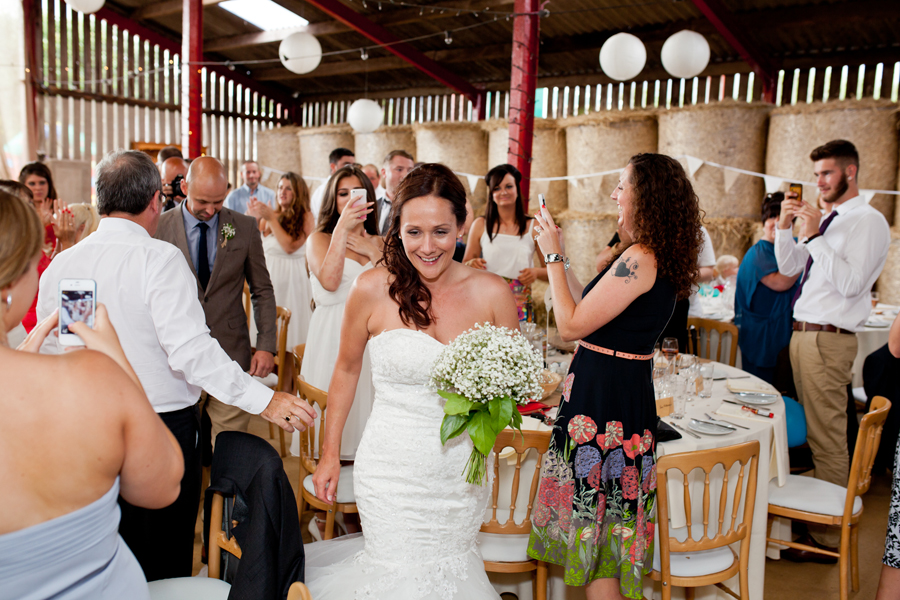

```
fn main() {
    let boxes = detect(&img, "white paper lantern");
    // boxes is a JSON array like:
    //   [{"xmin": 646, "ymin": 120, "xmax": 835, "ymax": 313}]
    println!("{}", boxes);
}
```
[
  {"xmin": 598, "ymin": 33, "xmax": 646, "ymax": 81},
  {"xmin": 65, "ymin": 0, "xmax": 105, "ymax": 13},
  {"xmin": 279, "ymin": 32, "xmax": 322, "ymax": 75},
  {"xmin": 347, "ymin": 99, "xmax": 384, "ymax": 134},
  {"xmin": 661, "ymin": 30, "xmax": 711, "ymax": 79}
]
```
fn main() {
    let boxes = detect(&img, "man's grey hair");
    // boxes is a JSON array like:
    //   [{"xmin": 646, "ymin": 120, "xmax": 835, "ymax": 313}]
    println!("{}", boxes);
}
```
[{"xmin": 96, "ymin": 150, "xmax": 162, "ymax": 216}]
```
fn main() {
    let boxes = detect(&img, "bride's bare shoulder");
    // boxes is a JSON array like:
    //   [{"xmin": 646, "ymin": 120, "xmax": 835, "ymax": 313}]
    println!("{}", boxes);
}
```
[
  {"xmin": 352, "ymin": 266, "xmax": 391, "ymax": 296},
  {"xmin": 460, "ymin": 266, "xmax": 510, "ymax": 297}
]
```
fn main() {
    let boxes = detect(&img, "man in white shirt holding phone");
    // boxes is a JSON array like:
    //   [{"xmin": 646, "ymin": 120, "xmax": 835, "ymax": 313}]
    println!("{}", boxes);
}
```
[{"xmin": 36, "ymin": 149, "xmax": 315, "ymax": 581}]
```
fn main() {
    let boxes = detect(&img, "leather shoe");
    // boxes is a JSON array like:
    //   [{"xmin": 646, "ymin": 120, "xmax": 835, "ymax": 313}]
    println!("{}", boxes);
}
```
[{"xmin": 781, "ymin": 534, "xmax": 838, "ymax": 564}]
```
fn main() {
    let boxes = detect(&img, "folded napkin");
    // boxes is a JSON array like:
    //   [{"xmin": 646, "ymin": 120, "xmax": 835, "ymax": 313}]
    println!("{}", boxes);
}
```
[
  {"xmin": 518, "ymin": 401, "xmax": 550, "ymax": 415},
  {"xmin": 726, "ymin": 378, "xmax": 776, "ymax": 394},
  {"xmin": 715, "ymin": 402, "xmax": 769, "ymax": 422}
]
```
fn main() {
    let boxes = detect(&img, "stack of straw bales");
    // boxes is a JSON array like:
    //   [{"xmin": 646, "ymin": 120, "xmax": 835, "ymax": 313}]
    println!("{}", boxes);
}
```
[
  {"xmin": 298, "ymin": 125, "xmax": 355, "ymax": 193},
  {"xmin": 413, "ymin": 122, "xmax": 488, "ymax": 213},
  {"xmin": 878, "ymin": 230, "xmax": 900, "ymax": 305},
  {"xmin": 766, "ymin": 99, "xmax": 899, "ymax": 224},
  {"xmin": 256, "ymin": 126, "xmax": 302, "ymax": 190},
  {"xmin": 484, "ymin": 119, "xmax": 568, "ymax": 214},
  {"xmin": 354, "ymin": 125, "xmax": 417, "ymax": 169}
]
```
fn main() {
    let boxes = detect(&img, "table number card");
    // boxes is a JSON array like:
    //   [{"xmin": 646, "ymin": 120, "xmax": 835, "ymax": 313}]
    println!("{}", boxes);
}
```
[{"xmin": 656, "ymin": 396, "xmax": 673, "ymax": 417}]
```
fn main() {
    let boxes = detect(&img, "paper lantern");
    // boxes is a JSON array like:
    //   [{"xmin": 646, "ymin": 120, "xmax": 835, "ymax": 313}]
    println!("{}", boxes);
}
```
[
  {"xmin": 661, "ymin": 30, "xmax": 711, "ymax": 79},
  {"xmin": 65, "ymin": 0, "xmax": 105, "ymax": 13},
  {"xmin": 347, "ymin": 99, "xmax": 384, "ymax": 134},
  {"xmin": 279, "ymin": 32, "xmax": 322, "ymax": 75},
  {"xmin": 598, "ymin": 33, "xmax": 646, "ymax": 81}
]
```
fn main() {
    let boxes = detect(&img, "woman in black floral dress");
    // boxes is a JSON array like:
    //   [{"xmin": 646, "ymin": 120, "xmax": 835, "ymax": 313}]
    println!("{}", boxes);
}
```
[{"xmin": 530, "ymin": 154, "xmax": 702, "ymax": 599}]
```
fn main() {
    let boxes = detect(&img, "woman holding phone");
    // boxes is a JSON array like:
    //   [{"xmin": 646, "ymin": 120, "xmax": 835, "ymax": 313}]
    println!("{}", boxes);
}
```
[{"xmin": 0, "ymin": 191, "xmax": 183, "ymax": 598}]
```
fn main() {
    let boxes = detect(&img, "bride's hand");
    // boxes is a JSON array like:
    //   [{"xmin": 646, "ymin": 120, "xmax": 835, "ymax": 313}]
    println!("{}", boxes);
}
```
[{"xmin": 313, "ymin": 453, "xmax": 341, "ymax": 504}]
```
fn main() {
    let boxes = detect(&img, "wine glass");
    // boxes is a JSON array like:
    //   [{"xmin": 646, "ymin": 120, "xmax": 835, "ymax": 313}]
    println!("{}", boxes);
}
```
[
  {"xmin": 676, "ymin": 354, "xmax": 697, "ymax": 403},
  {"xmin": 661, "ymin": 337, "xmax": 678, "ymax": 362}
]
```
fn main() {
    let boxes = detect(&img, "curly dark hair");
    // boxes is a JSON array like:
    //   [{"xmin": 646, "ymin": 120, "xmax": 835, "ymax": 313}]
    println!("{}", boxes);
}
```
[
  {"xmin": 316, "ymin": 165, "xmax": 379, "ymax": 236},
  {"xmin": 276, "ymin": 172, "xmax": 310, "ymax": 240},
  {"xmin": 627, "ymin": 154, "xmax": 702, "ymax": 300},
  {"xmin": 382, "ymin": 163, "xmax": 468, "ymax": 329}
]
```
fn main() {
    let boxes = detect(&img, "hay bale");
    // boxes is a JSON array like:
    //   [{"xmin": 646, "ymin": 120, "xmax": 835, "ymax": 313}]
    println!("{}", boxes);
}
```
[
  {"xmin": 484, "ymin": 119, "xmax": 568, "ymax": 214},
  {"xmin": 766, "ymin": 99, "xmax": 899, "ymax": 224},
  {"xmin": 659, "ymin": 101, "xmax": 770, "ymax": 220},
  {"xmin": 354, "ymin": 125, "xmax": 417, "ymax": 168},
  {"xmin": 877, "ymin": 229, "xmax": 900, "ymax": 305},
  {"xmin": 704, "ymin": 217, "xmax": 756, "ymax": 261},
  {"xmin": 558, "ymin": 211, "xmax": 619, "ymax": 285},
  {"xmin": 256, "ymin": 126, "xmax": 301, "ymax": 190},
  {"xmin": 298, "ymin": 125, "xmax": 355, "ymax": 191},
  {"xmin": 561, "ymin": 111, "xmax": 658, "ymax": 215},
  {"xmin": 413, "ymin": 121, "xmax": 488, "ymax": 213}
]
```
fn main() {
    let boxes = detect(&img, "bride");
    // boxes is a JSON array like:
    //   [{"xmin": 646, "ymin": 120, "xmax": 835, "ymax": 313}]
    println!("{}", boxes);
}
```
[{"xmin": 307, "ymin": 163, "xmax": 521, "ymax": 599}]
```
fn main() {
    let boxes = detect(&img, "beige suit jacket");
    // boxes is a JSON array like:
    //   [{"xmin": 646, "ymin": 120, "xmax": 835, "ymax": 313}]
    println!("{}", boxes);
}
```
[{"xmin": 155, "ymin": 204, "xmax": 276, "ymax": 371}]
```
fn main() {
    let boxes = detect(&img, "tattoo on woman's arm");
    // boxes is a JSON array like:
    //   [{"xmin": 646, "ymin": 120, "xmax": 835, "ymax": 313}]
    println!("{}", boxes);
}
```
[{"xmin": 613, "ymin": 256, "xmax": 639, "ymax": 283}]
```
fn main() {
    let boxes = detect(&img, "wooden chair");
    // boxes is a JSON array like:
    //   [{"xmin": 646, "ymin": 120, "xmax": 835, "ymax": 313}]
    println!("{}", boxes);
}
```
[
  {"xmin": 766, "ymin": 396, "xmax": 891, "ymax": 600},
  {"xmin": 261, "ymin": 306, "xmax": 292, "ymax": 456},
  {"xmin": 294, "ymin": 357, "xmax": 358, "ymax": 539},
  {"xmin": 650, "ymin": 440, "xmax": 760, "ymax": 600},
  {"xmin": 687, "ymin": 317, "xmax": 739, "ymax": 366},
  {"xmin": 480, "ymin": 429, "xmax": 551, "ymax": 600},
  {"xmin": 242, "ymin": 281, "xmax": 251, "ymax": 329}
]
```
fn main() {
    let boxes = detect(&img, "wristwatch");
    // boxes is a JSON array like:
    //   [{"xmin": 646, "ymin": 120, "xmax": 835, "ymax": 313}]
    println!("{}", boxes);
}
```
[{"xmin": 545, "ymin": 253, "xmax": 570, "ymax": 271}]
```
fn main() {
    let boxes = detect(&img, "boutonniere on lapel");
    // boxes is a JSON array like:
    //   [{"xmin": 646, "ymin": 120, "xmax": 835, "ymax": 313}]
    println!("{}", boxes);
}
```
[{"xmin": 221, "ymin": 223, "xmax": 236, "ymax": 249}]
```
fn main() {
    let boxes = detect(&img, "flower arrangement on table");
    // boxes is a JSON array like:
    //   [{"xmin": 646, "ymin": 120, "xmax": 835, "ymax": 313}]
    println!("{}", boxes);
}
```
[{"xmin": 431, "ymin": 323, "xmax": 543, "ymax": 485}]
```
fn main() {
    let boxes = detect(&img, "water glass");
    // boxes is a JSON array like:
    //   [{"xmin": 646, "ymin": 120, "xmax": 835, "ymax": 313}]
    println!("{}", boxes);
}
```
[
  {"xmin": 671, "ymin": 385, "xmax": 687, "ymax": 420},
  {"xmin": 698, "ymin": 363, "xmax": 714, "ymax": 398},
  {"xmin": 676, "ymin": 354, "xmax": 697, "ymax": 401}
]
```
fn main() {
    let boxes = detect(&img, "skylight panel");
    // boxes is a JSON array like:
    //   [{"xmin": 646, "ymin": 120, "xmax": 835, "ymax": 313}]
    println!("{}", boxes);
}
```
[{"xmin": 219, "ymin": 0, "xmax": 309, "ymax": 31}]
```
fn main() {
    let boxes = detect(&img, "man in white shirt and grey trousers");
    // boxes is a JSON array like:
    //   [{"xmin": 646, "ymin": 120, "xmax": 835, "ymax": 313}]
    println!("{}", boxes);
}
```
[
  {"xmin": 37, "ymin": 150, "xmax": 316, "ymax": 581},
  {"xmin": 775, "ymin": 139, "xmax": 890, "ymax": 559}
]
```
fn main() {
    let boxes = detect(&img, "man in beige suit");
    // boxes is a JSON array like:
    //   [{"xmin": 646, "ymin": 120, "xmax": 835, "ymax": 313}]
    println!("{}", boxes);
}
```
[{"xmin": 155, "ymin": 156, "xmax": 277, "ymax": 445}]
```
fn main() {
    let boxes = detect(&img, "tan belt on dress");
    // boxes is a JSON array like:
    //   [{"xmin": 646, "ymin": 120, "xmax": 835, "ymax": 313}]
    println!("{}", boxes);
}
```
[{"xmin": 577, "ymin": 340, "xmax": 654, "ymax": 360}]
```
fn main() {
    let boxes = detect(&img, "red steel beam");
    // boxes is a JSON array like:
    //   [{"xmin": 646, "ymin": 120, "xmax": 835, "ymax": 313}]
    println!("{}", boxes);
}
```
[
  {"xmin": 688, "ymin": 0, "xmax": 779, "ymax": 102},
  {"xmin": 302, "ymin": 0, "xmax": 485, "ymax": 116},
  {"xmin": 182, "ymin": 0, "xmax": 202, "ymax": 157},
  {"xmin": 508, "ymin": 0, "xmax": 540, "ymax": 205}
]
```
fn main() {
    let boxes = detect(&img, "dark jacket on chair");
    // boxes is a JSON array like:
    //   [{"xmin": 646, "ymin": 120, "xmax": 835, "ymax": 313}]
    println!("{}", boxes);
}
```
[{"xmin": 203, "ymin": 431, "xmax": 304, "ymax": 599}]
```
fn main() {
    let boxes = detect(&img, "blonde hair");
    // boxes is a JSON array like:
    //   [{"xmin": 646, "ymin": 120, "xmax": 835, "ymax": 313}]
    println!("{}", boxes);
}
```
[
  {"xmin": 715, "ymin": 254, "xmax": 739, "ymax": 277},
  {"xmin": 0, "ymin": 191, "xmax": 44, "ymax": 346},
  {"xmin": 69, "ymin": 203, "xmax": 101, "ymax": 243}
]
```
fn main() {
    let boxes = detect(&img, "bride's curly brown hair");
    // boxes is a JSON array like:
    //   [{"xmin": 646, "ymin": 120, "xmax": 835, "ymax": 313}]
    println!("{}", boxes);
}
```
[
  {"xmin": 381, "ymin": 163, "xmax": 468, "ymax": 329},
  {"xmin": 627, "ymin": 153, "xmax": 703, "ymax": 300}
]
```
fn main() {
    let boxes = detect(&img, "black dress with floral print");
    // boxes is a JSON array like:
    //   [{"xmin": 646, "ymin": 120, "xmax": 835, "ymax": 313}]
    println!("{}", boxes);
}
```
[{"xmin": 527, "ymin": 264, "xmax": 675, "ymax": 599}]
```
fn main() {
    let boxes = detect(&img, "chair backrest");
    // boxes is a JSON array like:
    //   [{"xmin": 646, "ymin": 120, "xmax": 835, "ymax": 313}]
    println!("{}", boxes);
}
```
[
  {"xmin": 287, "ymin": 582, "xmax": 313, "ymax": 600},
  {"xmin": 846, "ymin": 396, "xmax": 891, "ymax": 508},
  {"xmin": 687, "ymin": 317, "xmax": 739, "ymax": 366},
  {"xmin": 482, "ymin": 429, "xmax": 552, "ymax": 535},
  {"xmin": 295, "ymin": 376, "xmax": 328, "ymax": 477},
  {"xmin": 207, "ymin": 491, "xmax": 241, "ymax": 580},
  {"xmin": 242, "ymin": 282, "xmax": 251, "ymax": 328},
  {"xmin": 656, "ymin": 440, "xmax": 759, "ymax": 560},
  {"xmin": 292, "ymin": 344, "xmax": 306, "ymax": 376},
  {"xmin": 272, "ymin": 307, "xmax": 292, "ymax": 389}
]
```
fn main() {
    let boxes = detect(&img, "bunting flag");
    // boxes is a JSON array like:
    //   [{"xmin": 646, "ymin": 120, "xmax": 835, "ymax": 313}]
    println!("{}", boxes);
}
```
[
  {"xmin": 763, "ymin": 175, "xmax": 784, "ymax": 194},
  {"xmin": 260, "ymin": 167, "xmax": 272, "ymax": 182},
  {"xmin": 723, "ymin": 168, "xmax": 741, "ymax": 193},
  {"xmin": 686, "ymin": 156, "xmax": 704, "ymax": 178},
  {"xmin": 465, "ymin": 174, "xmax": 481, "ymax": 194},
  {"xmin": 861, "ymin": 190, "xmax": 877, "ymax": 204}
]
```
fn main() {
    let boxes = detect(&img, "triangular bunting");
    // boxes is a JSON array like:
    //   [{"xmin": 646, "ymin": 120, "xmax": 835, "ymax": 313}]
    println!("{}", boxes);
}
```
[
  {"xmin": 763, "ymin": 175, "xmax": 784, "ymax": 194},
  {"xmin": 861, "ymin": 190, "xmax": 877, "ymax": 204},
  {"xmin": 686, "ymin": 156, "xmax": 704, "ymax": 178},
  {"xmin": 260, "ymin": 167, "xmax": 272, "ymax": 182},
  {"xmin": 465, "ymin": 174, "xmax": 480, "ymax": 195},
  {"xmin": 723, "ymin": 168, "xmax": 741, "ymax": 193}
]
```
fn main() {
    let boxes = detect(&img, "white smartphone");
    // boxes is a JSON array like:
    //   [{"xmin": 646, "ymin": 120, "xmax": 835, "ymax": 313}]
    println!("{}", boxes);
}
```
[
  {"xmin": 58, "ymin": 279, "xmax": 96, "ymax": 346},
  {"xmin": 539, "ymin": 194, "xmax": 547, "ymax": 209},
  {"xmin": 349, "ymin": 188, "xmax": 367, "ymax": 220}
]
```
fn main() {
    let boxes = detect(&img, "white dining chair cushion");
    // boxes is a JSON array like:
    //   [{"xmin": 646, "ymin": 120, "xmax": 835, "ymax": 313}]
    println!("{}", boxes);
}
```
[
  {"xmin": 652, "ymin": 523, "xmax": 737, "ymax": 578},
  {"xmin": 768, "ymin": 474, "xmax": 862, "ymax": 517},
  {"xmin": 252, "ymin": 373, "xmax": 279, "ymax": 388},
  {"xmin": 303, "ymin": 466, "xmax": 355, "ymax": 503},
  {"xmin": 477, "ymin": 532, "xmax": 531, "ymax": 562},
  {"xmin": 148, "ymin": 577, "xmax": 231, "ymax": 600}
]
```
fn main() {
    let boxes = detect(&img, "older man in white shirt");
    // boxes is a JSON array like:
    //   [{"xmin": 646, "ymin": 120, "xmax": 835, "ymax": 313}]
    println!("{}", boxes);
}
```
[
  {"xmin": 37, "ymin": 150, "xmax": 315, "ymax": 581},
  {"xmin": 775, "ymin": 139, "xmax": 890, "ymax": 557}
]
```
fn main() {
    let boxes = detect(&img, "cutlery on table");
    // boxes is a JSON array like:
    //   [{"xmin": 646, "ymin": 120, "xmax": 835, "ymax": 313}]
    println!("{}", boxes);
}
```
[
  {"xmin": 668, "ymin": 420, "xmax": 701, "ymax": 439},
  {"xmin": 722, "ymin": 399, "xmax": 774, "ymax": 418},
  {"xmin": 691, "ymin": 417, "xmax": 736, "ymax": 430},
  {"xmin": 704, "ymin": 412, "xmax": 750, "ymax": 430}
]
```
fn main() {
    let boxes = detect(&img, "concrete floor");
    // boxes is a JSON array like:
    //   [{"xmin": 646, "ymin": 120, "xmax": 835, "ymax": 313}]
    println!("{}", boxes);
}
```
[{"xmin": 193, "ymin": 415, "xmax": 894, "ymax": 599}]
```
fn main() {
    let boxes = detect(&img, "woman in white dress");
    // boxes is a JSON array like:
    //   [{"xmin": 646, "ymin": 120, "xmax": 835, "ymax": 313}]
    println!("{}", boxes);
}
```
[
  {"xmin": 293, "ymin": 165, "xmax": 382, "ymax": 470},
  {"xmin": 307, "ymin": 163, "xmax": 520, "ymax": 600},
  {"xmin": 246, "ymin": 172, "xmax": 315, "ymax": 384},
  {"xmin": 463, "ymin": 164, "xmax": 548, "ymax": 322}
]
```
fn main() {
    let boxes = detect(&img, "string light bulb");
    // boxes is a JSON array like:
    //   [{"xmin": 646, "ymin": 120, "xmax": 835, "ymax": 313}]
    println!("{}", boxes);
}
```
[
  {"xmin": 444, "ymin": 31, "xmax": 453, "ymax": 45},
  {"xmin": 361, "ymin": 48, "xmax": 369, "ymax": 60}
]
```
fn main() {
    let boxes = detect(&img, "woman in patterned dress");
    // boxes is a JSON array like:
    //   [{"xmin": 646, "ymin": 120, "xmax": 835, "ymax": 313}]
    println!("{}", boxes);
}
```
[{"xmin": 529, "ymin": 154, "xmax": 703, "ymax": 599}]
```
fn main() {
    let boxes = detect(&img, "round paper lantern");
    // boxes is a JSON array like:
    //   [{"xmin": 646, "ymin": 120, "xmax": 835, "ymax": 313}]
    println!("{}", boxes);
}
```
[
  {"xmin": 347, "ymin": 99, "xmax": 384, "ymax": 134},
  {"xmin": 661, "ymin": 30, "xmax": 711, "ymax": 79},
  {"xmin": 65, "ymin": 0, "xmax": 105, "ymax": 13},
  {"xmin": 279, "ymin": 33, "xmax": 322, "ymax": 75},
  {"xmin": 598, "ymin": 33, "xmax": 647, "ymax": 81}
]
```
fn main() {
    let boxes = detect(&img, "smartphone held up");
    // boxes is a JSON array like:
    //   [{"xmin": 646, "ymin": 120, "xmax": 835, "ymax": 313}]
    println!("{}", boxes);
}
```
[{"xmin": 58, "ymin": 279, "xmax": 96, "ymax": 346}]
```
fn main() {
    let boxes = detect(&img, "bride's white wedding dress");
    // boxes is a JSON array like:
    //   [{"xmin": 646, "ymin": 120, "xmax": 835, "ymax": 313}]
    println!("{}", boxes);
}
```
[{"xmin": 305, "ymin": 328, "xmax": 500, "ymax": 600}]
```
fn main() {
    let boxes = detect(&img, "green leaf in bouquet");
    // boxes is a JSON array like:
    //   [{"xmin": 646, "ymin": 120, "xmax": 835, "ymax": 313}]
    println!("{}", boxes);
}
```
[
  {"xmin": 487, "ymin": 396, "xmax": 514, "ymax": 434},
  {"xmin": 439, "ymin": 391, "xmax": 479, "ymax": 415},
  {"xmin": 467, "ymin": 410, "xmax": 497, "ymax": 456},
  {"xmin": 440, "ymin": 414, "xmax": 468, "ymax": 445},
  {"xmin": 510, "ymin": 403, "xmax": 523, "ymax": 429}
]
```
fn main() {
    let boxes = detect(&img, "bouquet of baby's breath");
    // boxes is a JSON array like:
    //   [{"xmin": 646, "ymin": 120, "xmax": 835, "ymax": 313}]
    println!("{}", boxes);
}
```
[{"xmin": 431, "ymin": 323, "xmax": 544, "ymax": 485}]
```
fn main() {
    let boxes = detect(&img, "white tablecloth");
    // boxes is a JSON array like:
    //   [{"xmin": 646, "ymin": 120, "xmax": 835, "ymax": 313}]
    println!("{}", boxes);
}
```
[
  {"xmin": 487, "ymin": 362, "xmax": 790, "ymax": 600},
  {"xmin": 852, "ymin": 306, "xmax": 896, "ymax": 388}
]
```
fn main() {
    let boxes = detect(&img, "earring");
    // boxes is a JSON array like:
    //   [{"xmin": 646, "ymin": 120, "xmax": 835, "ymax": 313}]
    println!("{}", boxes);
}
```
[{"xmin": 4, "ymin": 295, "xmax": 11, "ymax": 309}]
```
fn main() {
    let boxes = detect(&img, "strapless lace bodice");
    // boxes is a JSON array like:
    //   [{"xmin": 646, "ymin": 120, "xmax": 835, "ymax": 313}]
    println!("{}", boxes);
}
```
[{"xmin": 368, "ymin": 329, "xmax": 448, "ymax": 418}]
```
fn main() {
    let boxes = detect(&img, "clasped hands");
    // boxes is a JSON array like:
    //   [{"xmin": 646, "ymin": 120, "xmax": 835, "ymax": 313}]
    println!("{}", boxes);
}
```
[{"xmin": 779, "ymin": 192, "xmax": 823, "ymax": 240}]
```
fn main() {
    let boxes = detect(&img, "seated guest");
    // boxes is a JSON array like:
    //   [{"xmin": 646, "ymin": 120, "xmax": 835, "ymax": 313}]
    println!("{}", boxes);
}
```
[
  {"xmin": 734, "ymin": 193, "xmax": 800, "ymax": 384},
  {"xmin": 309, "ymin": 148, "xmax": 356, "ymax": 222},
  {"xmin": 0, "ymin": 191, "xmax": 183, "ymax": 599}
]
